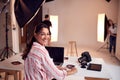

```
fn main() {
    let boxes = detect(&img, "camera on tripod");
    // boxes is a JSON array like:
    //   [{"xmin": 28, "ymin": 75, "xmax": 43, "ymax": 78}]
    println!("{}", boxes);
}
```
[{"xmin": 78, "ymin": 51, "xmax": 92, "ymax": 68}]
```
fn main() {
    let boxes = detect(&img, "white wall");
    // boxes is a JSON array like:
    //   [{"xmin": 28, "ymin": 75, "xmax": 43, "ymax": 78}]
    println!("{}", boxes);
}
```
[
  {"xmin": 10, "ymin": 0, "xmax": 20, "ymax": 53},
  {"xmin": 43, "ymin": 0, "xmax": 119, "ymax": 47},
  {"xmin": 0, "ymin": 0, "xmax": 119, "ymax": 53},
  {"xmin": 116, "ymin": 0, "xmax": 120, "ymax": 60}
]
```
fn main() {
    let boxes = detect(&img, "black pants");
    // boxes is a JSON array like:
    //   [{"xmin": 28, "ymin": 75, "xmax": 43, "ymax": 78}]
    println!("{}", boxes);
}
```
[{"xmin": 109, "ymin": 35, "xmax": 116, "ymax": 53}]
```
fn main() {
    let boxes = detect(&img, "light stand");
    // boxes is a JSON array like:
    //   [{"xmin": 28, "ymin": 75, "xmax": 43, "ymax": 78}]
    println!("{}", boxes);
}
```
[
  {"xmin": 97, "ymin": 13, "xmax": 109, "ymax": 51},
  {"xmin": 0, "ymin": 1, "xmax": 17, "ymax": 61},
  {"xmin": 97, "ymin": 35, "xmax": 109, "ymax": 51}
]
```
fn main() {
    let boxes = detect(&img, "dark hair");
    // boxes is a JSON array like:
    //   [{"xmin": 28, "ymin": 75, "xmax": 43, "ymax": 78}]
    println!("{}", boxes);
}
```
[
  {"xmin": 108, "ymin": 19, "xmax": 114, "ymax": 27},
  {"xmin": 45, "ymin": 14, "xmax": 49, "ymax": 18},
  {"xmin": 22, "ymin": 23, "xmax": 50, "ymax": 60}
]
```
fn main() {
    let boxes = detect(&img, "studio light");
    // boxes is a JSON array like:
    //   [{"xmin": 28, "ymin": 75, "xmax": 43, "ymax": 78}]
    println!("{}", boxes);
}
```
[
  {"xmin": 50, "ymin": 15, "xmax": 58, "ymax": 42},
  {"xmin": 97, "ymin": 13, "xmax": 108, "ymax": 42}
]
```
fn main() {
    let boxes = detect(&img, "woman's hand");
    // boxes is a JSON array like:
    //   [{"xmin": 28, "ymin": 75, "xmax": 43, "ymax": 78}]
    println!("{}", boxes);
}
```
[
  {"xmin": 67, "ymin": 67, "xmax": 77, "ymax": 75},
  {"xmin": 57, "ymin": 66, "xmax": 67, "ymax": 70},
  {"xmin": 57, "ymin": 65, "xmax": 77, "ymax": 75}
]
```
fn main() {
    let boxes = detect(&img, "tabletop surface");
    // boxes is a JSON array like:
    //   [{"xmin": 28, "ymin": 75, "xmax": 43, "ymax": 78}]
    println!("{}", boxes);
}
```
[
  {"xmin": 0, "ymin": 54, "xmax": 112, "ymax": 80},
  {"xmin": 63, "ymin": 57, "xmax": 112, "ymax": 80}
]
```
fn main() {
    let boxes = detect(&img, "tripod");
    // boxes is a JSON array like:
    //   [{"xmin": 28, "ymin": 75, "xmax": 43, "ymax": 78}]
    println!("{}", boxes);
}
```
[
  {"xmin": 0, "ymin": 11, "xmax": 17, "ymax": 61},
  {"xmin": 97, "ymin": 35, "xmax": 109, "ymax": 51}
]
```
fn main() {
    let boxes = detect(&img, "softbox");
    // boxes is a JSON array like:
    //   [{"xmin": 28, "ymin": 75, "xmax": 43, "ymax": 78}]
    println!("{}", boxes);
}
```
[{"xmin": 14, "ymin": 0, "xmax": 44, "ymax": 28}]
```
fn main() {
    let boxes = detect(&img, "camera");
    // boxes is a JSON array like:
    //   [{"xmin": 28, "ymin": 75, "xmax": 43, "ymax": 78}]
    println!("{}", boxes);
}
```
[{"xmin": 78, "ymin": 51, "xmax": 92, "ymax": 68}]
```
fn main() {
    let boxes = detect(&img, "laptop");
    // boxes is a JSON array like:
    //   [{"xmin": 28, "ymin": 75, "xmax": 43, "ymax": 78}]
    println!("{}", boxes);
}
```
[{"xmin": 45, "ymin": 46, "xmax": 64, "ymax": 66}]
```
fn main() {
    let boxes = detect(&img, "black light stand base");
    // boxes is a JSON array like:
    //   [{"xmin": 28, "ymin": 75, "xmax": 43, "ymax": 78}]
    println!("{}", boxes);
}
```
[{"xmin": 0, "ymin": 47, "xmax": 17, "ymax": 61}]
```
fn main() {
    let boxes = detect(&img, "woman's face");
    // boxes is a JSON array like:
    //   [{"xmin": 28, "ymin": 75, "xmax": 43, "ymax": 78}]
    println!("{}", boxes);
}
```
[
  {"xmin": 109, "ymin": 20, "xmax": 113, "ymax": 26},
  {"xmin": 34, "ymin": 28, "xmax": 50, "ymax": 46}
]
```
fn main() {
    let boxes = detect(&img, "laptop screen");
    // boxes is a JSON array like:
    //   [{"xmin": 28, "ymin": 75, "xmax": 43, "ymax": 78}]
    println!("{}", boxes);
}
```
[{"xmin": 45, "ymin": 46, "xmax": 64, "ymax": 65}]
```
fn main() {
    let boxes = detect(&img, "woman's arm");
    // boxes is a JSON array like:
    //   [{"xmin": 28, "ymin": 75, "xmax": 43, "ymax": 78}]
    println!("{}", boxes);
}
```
[{"xmin": 57, "ymin": 65, "xmax": 77, "ymax": 75}]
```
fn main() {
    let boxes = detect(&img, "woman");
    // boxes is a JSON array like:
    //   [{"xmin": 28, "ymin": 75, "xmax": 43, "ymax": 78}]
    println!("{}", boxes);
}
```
[
  {"xmin": 108, "ymin": 19, "xmax": 117, "ymax": 54},
  {"xmin": 22, "ymin": 23, "xmax": 77, "ymax": 80}
]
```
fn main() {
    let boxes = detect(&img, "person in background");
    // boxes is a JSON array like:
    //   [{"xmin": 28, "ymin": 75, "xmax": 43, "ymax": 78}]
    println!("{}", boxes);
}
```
[
  {"xmin": 22, "ymin": 23, "xmax": 77, "ymax": 80},
  {"xmin": 108, "ymin": 19, "xmax": 117, "ymax": 55},
  {"xmin": 42, "ymin": 14, "xmax": 52, "ymax": 29}
]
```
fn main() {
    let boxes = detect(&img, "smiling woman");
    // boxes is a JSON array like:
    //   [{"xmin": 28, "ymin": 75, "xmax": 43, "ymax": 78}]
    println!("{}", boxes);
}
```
[
  {"xmin": 22, "ymin": 23, "xmax": 77, "ymax": 80},
  {"xmin": 22, "ymin": 23, "xmax": 66, "ymax": 80}
]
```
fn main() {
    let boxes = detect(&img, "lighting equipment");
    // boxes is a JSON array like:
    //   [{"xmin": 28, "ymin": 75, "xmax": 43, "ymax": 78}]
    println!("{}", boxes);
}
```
[
  {"xmin": 46, "ymin": 0, "xmax": 54, "ymax": 2},
  {"xmin": 97, "ymin": 13, "xmax": 109, "ymax": 51},
  {"xmin": 97, "ymin": 13, "xmax": 108, "ymax": 42},
  {"xmin": 78, "ymin": 51, "xmax": 92, "ymax": 68},
  {"xmin": 14, "ymin": 0, "xmax": 54, "ymax": 28},
  {"xmin": 0, "ymin": 0, "xmax": 17, "ymax": 61},
  {"xmin": 14, "ymin": 0, "xmax": 45, "ymax": 28}
]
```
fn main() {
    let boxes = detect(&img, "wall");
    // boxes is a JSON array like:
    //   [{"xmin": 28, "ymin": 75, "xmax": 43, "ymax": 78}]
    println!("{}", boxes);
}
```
[
  {"xmin": 0, "ymin": 0, "xmax": 119, "ymax": 53},
  {"xmin": 116, "ymin": 0, "xmax": 120, "ymax": 60},
  {"xmin": 43, "ymin": 0, "xmax": 119, "ymax": 47},
  {"xmin": 10, "ymin": 0, "xmax": 20, "ymax": 53}
]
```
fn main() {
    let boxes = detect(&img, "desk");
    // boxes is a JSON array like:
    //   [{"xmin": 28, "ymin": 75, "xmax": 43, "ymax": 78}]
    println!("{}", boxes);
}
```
[
  {"xmin": 63, "ymin": 57, "xmax": 112, "ymax": 80},
  {"xmin": 0, "ymin": 53, "xmax": 24, "ymax": 80},
  {"xmin": 0, "ymin": 54, "xmax": 112, "ymax": 80}
]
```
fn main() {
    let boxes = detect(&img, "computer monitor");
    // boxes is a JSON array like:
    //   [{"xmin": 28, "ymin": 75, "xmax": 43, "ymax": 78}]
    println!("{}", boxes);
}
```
[{"xmin": 45, "ymin": 46, "xmax": 64, "ymax": 66}]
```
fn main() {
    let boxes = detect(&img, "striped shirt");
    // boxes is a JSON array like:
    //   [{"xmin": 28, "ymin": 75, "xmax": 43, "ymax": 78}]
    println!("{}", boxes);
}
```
[{"xmin": 24, "ymin": 42, "xmax": 67, "ymax": 80}]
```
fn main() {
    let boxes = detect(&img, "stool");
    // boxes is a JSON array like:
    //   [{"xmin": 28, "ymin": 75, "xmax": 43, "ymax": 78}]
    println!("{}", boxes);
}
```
[
  {"xmin": 67, "ymin": 41, "xmax": 78, "ymax": 56},
  {"xmin": 0, "ymin": 69, "xmax": 22, "ymax": 80},
  {"xmin": 0, "ymin": 72, "xmax": 5, "ymax": 80}
]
